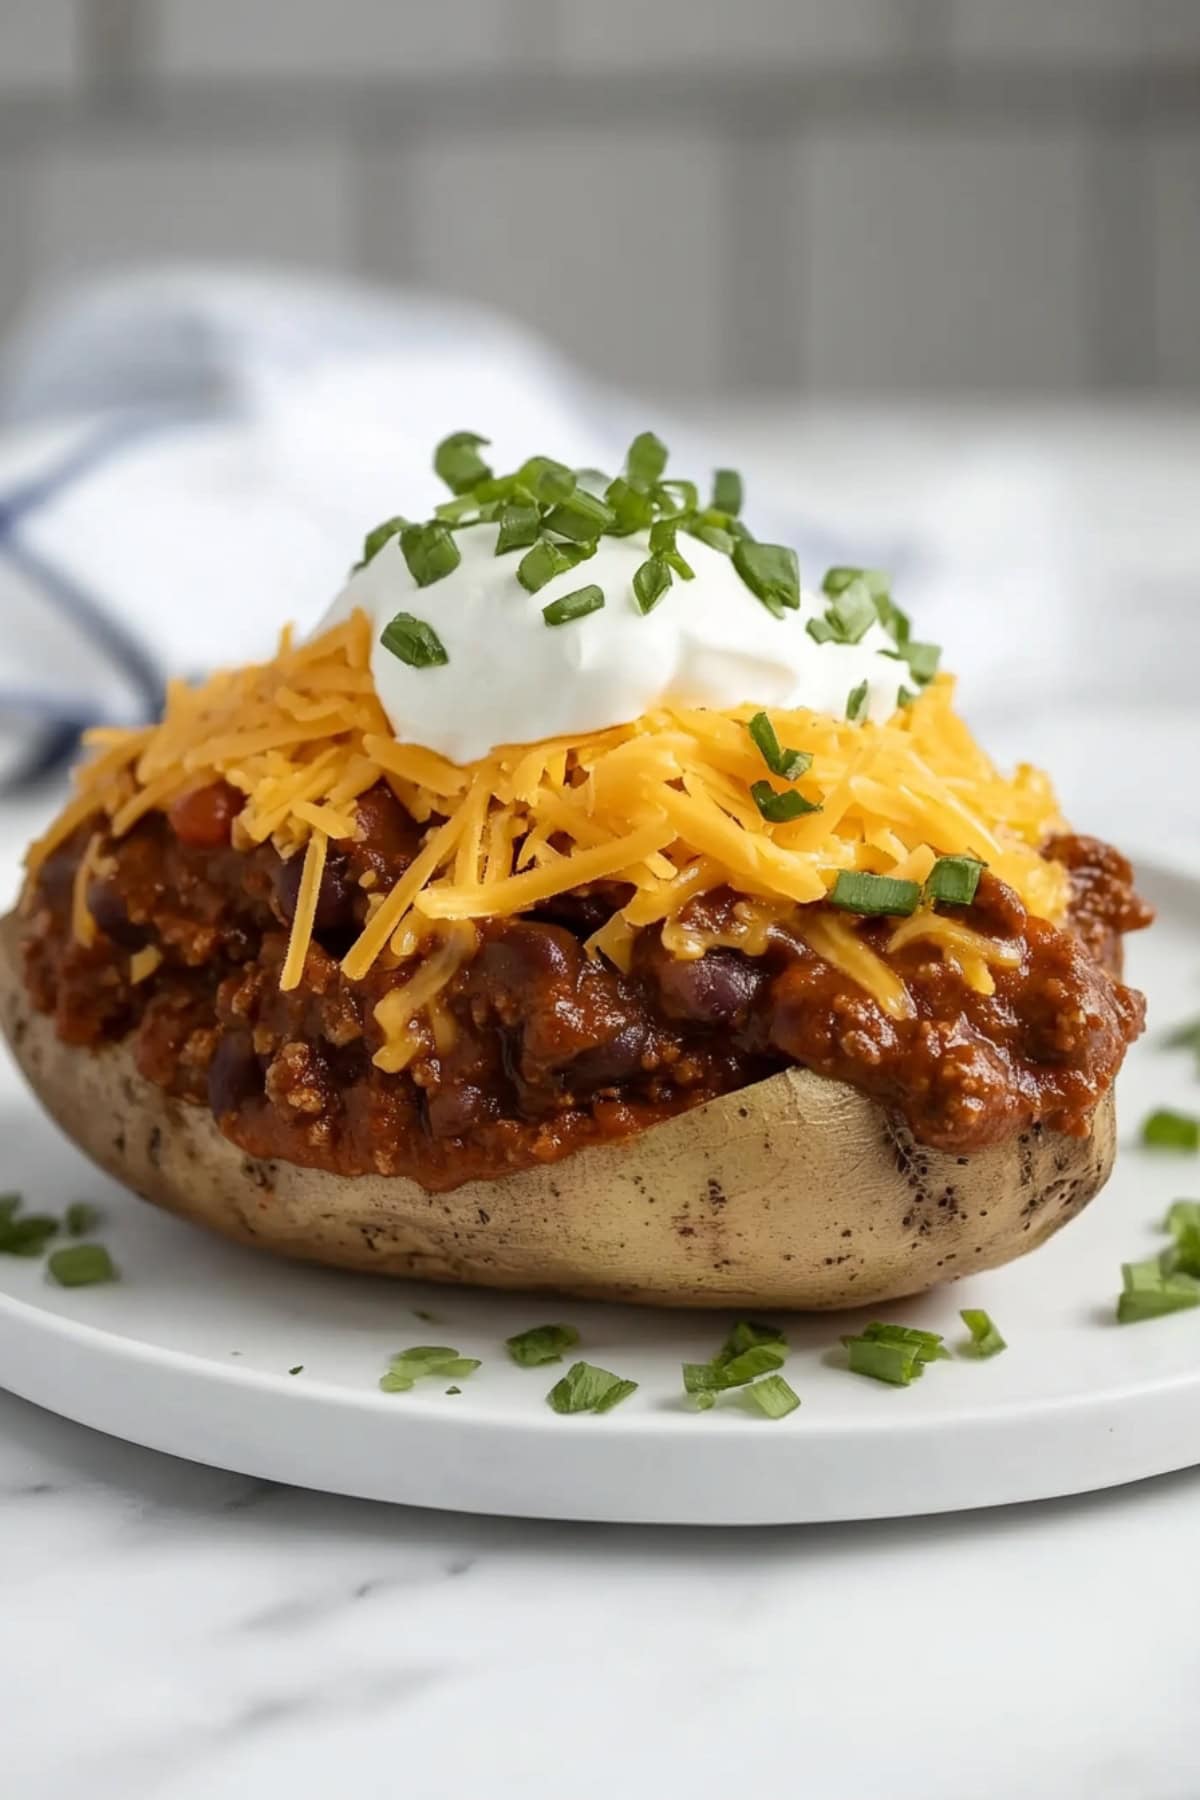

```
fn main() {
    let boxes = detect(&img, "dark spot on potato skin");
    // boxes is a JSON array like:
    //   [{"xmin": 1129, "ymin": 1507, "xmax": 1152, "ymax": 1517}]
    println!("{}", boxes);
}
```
[{"xmin": 146, "ymin": 1124, "xmax": 162, "ymax": 1167}]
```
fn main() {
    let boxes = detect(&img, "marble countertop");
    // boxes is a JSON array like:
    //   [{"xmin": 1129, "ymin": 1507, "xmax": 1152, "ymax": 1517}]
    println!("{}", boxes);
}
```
[{"xmin": 3, "ymin": 402, "xmax": 1199, "ymax": 1800}]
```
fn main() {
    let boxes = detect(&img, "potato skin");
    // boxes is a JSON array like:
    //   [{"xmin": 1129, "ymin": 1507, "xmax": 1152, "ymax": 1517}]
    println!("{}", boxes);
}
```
[{"xmin": 0, "ymin": 911, "xmax": 1116, "ymax": 1309}]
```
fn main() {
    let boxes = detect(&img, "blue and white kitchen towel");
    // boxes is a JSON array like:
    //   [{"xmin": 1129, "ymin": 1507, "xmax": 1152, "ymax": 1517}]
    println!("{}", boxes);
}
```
[{"xmin": 0, "ymin": 263, "xmax": 1069, "ymax": 790}]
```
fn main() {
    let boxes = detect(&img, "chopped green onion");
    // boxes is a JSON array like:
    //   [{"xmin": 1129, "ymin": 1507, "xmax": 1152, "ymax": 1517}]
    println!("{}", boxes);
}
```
[
  {"xmin": 829, "ymin": 871, "xmax": 922, "ymax": 918},
  {"xmin": 434, "ymin": 493, "xmax": 484, "ymax": 525},
  {"xmin": 65, "ymin": 1202, "xmax": 101, "ymax": 1237},
  {"xmin": 844, "ymin": 1335, "xmax": 925, "ymax": 1385},
  {"xmin": 721, "ymin": 1319, "xmax": 787, "ymax": 1357},
  {"xmin": 1116, "ymin": 1257, "xmax": 1200, "ymax": 1323},
  {"xmin": 445, "ymin": 1385, "xmax": 462, "ymax": 1395},
  {"xmin": 960, "ymin": 1309, "xmax": 1007, "ymax": 1357},
  {"xmin": 625, "ymin": 431, "xmax": 668, "ymax": 489},
  {"xmin": 1164, "ymin": 1200, "xmax": 1200, "ymax": 1239},
  {"xmin": 357, "ymin": 515, "xmax": 408, "ymax": 568},
  {"xmin": 824, "ymin": 579, "xmax": 877, "ymax": 645},
  {"xmin": 494, "ymin": 502, "xmax": 540, "ymax": 556},
  {"xmin": 543, "ymin": 490, "xmax": 615, "ymax": 543},
  {"xmin": 898, "ymin": 685, "xmax": 918, "ymax": 708},
  {"xmin": 741, "ymin": 1374, "xmax": 800, "ymax": 1419},
  {"xmin": 632, "ymin": 556, "xmax": 672, "ymax": 615},
  {"xmin": 0, "ymin": 1194, "xmax": 19, "ymax": 1223},
  {"xmin": 657, "ymin": 478, "xmax": 698, "ymax": 514},
  {"xmin": 379, "ymin": 1344, "xmax": 479, "ymax": 1391},
  {"xmin": 925, "ymin": 855, "xmax": 985, "ymax": 907},
  {"xmin": 593, "ymin": 1378, "xmax": 639, "ymax": 1414},
  {"xmin": 822, "ymin": 565, "xmax": 886, "ymax": 598},
  {"xmin": 399, "ymin": 521, "xmax": 461, "ymax": 588},
  {"xmin": 547, "ymin": 1361, "xmax": 638, "ymax": 1415},
  {"xmin": 288, "ymin": 1366, "xmax": 303, "ymax": 1375},
  {"xmin": 605, "ymin": 476, "xmax": 655, "ymax": 536},
  {"xmin": 542, "ymin": 584, "xmax": 605, "ymax": 628},
  {"xmin": 711, "ymin": 468, "xmax": 743, "ymax": 515},
  {"xmin": 689, "ymin": 522, "xmax": 736, "ymax": 555},
  {"xmin": 379, "ymin": 1370, "xmax": 415, "ymax": 1393},
  {"xmin": 514, "ymin": 456, "xmax": 577, "ymax": 504},
  {"xmin": 683, "ymin": 1344, "xmax": 785, "ymax": 1393},
  {"xmin": 891, "ymin": 640, "xmax": 941, "ymax": 686},
  {"xmin": 845, "ymin": 680, "xmax": 869, "ymax": 723},
  {"xmin": 517, "ymin": 539, "xmax": 588, "ymax": 594},
  {"xmin": 689, "ymin": 1390, "xmax": 717, "ymax": 1412},
  {"xmin": 0, "ymin": 1212, "xmax": 59, "ymax": 1257},
  {"xmin": 47, "ymin": 1244, "xmax": 116, "ymax": 1287},
  {"xmin": 750, "ymin": 780, "xmax": 821, "ymax": 824},
  {"xmin": 747, "ymin": 712, "xmax": 813, "ymax": 782},
  {"xmin": 733, "ymin": 541, "xmax": 800, "ymax": 617},
  {"xmin": 506, "ymin": 1323, "xmax": 580, "ymax": 1368},
  {"xmin": 379, "ymin": 612, "xmax": 449, "ymax": 670},
  {"xmin": 1141, "ymin": 1109, "xmax": 1200, "ymax": 1152},
  {"xmin": 434, "ymin": 430, "xmax": 491, "ymax": 496},
  {"xmin": 854, "ymin": 1321, "xmax": 949, "ymax": 1363}
]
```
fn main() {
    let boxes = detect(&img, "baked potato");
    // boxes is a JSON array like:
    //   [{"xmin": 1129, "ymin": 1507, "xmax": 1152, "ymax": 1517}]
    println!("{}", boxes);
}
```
[{"xmin": 1, "ymin": 430, "xmax": 1149, "ymax": 1310}]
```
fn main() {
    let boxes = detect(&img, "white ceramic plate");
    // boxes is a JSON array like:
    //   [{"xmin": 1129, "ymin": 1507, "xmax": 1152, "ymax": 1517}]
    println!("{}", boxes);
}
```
[{"xmin": 0, "ymin": 862, "xmax": 1198, "ymax": 1526}]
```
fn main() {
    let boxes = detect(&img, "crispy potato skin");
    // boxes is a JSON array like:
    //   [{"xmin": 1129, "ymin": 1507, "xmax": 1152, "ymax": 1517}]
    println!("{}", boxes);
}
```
[{"xmin": 0, "ymin": 911, "xmax": 1115, "ymax": 1309}]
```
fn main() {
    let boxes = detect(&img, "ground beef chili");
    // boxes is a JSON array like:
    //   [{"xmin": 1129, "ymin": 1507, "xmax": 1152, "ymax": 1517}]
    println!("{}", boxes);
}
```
[{"xmin": 20, "ymin": 783, "xmax": 1150, "ymax": 1191}]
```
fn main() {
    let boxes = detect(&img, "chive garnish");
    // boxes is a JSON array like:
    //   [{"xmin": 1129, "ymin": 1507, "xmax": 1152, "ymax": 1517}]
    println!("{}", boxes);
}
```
[
  {"xmin": 1141, "ymin": 1110, "xmax": 1200, "ymax": 1152},
  {"xmin": 1116, "ymin": 1257, "xmax": 1200, "ymax": 1324},
  {"xmin": 632, "ymin": 556, "xmax": 672, "ymax": 615},
  {"xmin": 65, "ymin": 1202, "xmax": 101, "ymax": 1237},
  {"xmin": 746, "ymin": 712, "xmax": 812, "ymax": 782},
  {"xmin": 356, "ymin": 515, "xmax": 408, "ymax": 569},
  {"xmin": 683, "ymin": 1344, "xmax": 786, "ymax": 1393},
  {"xmin": 741, "ymin": 1374, "xmax": 800, "ymax": 1419},
  {"xmin": 47, "ymin": 1244, "xmax": 116, "ymax": 1287},
  {"xmin": 494, "ymin": 502, "xmax": 540, "ymax": 556},
  {"xmin": 851, "ymin": 1321, "xmax": 949, "ymax": 1363},
  {"xmin": 0, "ymin": 1208, "xmax": 59, "ymax": 1257},
  {"xmin": 925, "ymin": 855, "xmax": 985, "ymax": 907},
  {"xmin": 542, "ymin": 489, "xmax": 615, "ymax": 543},
  {"xmin": 542, "ymin": 584, "xmax": 604, "ymax": 628},
  {"xmin": 750, "ymin": 781, "xmax": 821, "ymax": 824},
  {"xmin": 605, "ymin": 476, "xmax": 656, "ymax": 536},
  {"xmin": 0, "ymin": 1194, "xmax": 19, "ymax": 1223},
  {"xmin": 732, "ymin": 540, "xmax": 800, "ymax": 617},
  {"xmin": 829, "ymin": 871, "xmax": 922, "ymax": 917},
  {"xmin": 681, "ymin": 1319, "xmax": 789, "ymax": 1404},
  {"xmin": 845, "ymin": 680, "xmax": 869, "ymax": 723},
  {"xmin": 434, "ymin": 430, "xmax": 492, "ymax": 496},
  {"xmin": 547, "ymin": 1361, "xmax": 638, "ymax": 1414},
  {"xmin": 516, "ymin": 538, "xmax": 594, "ymax": 594},
  {"xmin": 506, "ymin": 1323, "xmax": 580, "ymax": 1368},
  {"xmin": 289, "ymin": 1366, "xmax": 303, "ymax": 1375},
  {"xmin": 379, "ymin": 1345, "xmax": 480, "ymax": 1391},
  {"xmin": 379, "ymin": 612, "xmax": 449, "ymax": 669},
  {"xmin": 399, "ymin": 521, "xmax": 461, "ymax": 588},
  {"xmin": 823, "ymin": 579, "xmax": 877, "ymax": 645},
  {"xmin": 625, "ymin": 431, "xmax": 669, "ymax": 489},
  {"xmin": 711, "ymin": 468, "xmax": 743, "ymax": 515},
  {"xmin": 844, "ymin": 1336, "xmax": 925, "ymax": 1385},
  {"xmin": 960, "ymin": 1309, "xmax": 1006, "ymax": 1357}
]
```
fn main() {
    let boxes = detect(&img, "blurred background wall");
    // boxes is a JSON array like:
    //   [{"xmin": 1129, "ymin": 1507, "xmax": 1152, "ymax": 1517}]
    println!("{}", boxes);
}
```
[{"xmin": 0, "ymin": 0, "xmax": 1197, "ymax": 400}]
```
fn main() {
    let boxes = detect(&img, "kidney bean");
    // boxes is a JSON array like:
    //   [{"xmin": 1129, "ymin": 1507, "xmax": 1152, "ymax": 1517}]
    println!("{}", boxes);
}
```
[{"xmin": 168, "ymin": 781, "xmax": 243, "ymax": 850}]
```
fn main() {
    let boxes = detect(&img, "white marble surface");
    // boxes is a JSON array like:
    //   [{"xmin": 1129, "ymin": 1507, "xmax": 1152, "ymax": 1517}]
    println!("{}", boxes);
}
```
[{"xmin": 2, "ymin": 403, "xmax": 1199, "ymax": 1800}]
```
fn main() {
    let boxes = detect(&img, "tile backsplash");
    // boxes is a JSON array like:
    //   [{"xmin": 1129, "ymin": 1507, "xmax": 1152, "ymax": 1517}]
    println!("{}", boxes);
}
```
[{"xmin": 0, "ymin": 0, "xmax": 1196, "ymax": 395}]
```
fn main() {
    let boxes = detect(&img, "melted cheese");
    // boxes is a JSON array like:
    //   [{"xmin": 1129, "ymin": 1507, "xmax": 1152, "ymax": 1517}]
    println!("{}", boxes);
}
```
[{"xmin": 34, "ymin": 609, "xmax": 1072, "ymax": 1017}]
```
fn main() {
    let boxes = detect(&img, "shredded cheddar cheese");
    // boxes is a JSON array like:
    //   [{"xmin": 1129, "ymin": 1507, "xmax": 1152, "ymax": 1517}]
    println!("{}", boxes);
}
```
[{"xmin": 31, "ymin": 609, "xmax": 1072, "ymax": 1028}]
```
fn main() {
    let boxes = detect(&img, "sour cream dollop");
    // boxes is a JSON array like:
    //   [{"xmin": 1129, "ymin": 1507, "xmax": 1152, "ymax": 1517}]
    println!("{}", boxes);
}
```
[{"xmin": 321, "ymin": 524, "xmax": 908, "ymax": 765}]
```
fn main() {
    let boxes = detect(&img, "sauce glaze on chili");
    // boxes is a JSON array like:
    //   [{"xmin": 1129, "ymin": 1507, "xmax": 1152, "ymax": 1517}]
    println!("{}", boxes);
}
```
[{"xmin": 21, "ymin": 783, "xmax": 1151, "ymax": 1191}]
